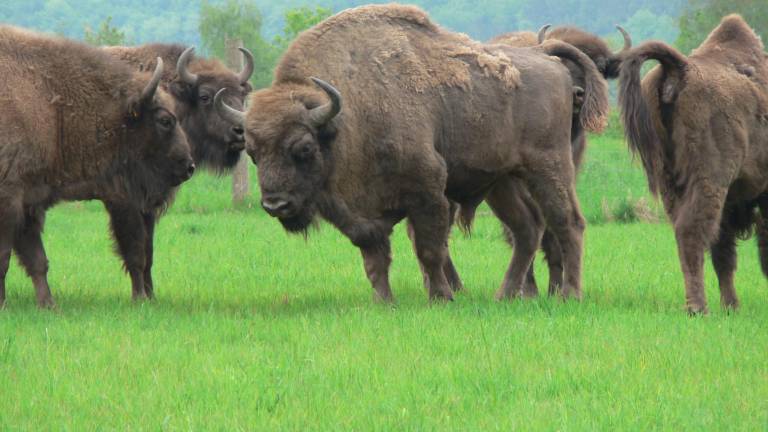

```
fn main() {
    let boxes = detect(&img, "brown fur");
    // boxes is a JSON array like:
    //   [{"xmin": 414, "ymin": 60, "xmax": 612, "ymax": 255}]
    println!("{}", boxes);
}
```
[
  {"xmin": 103, "ymin": 43, "xmax": 253, "ymax": 300},
  {"xmin": 0, "ymin": 25, "xmax": 193, "ymax": 307},
  {"xmin": 619, "ymin": 14, "xmax": 768, "ymax": 313},
  {"xmin": 241, "ymin": 4, "xmax": 608, "ymax": 302}
]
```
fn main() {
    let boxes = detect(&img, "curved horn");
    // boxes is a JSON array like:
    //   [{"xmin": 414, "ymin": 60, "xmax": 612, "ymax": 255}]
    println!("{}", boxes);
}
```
[
  {"xmin": 537, "ymin": 24, "xmax": 551, "ymax": 44},
  {"xmin": 140, "ymin": 57, "xmax": 164, "ymax": 104},
  {"xmin": 308, "ymin": 77, "xmax": 342, "ymax": 126},
  {"xmin": 237, "ymin": 47, "xmax": 255, "ymax": 84},
  {"xmin": 177, "ymin": 46, "xmax": 198, "ymax": 85},
  {"xmin": 615, "ymin": 25, "xmax": 632, "ymax": 54},
  {"xmin": 214, "ymin": 88, "xmax": 246, "ymax": 126}
]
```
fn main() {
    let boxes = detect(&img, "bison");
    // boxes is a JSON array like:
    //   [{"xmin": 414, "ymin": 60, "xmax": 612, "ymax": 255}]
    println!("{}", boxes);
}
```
[
  {"xmin": 0, "ymin": 25, "xmax": 193, "ymax": 307},
  {"xmin": 102, "ymin": 43, "xmax": 254, "ymax": 299},
  {"xmin": 441, "ymin": 24, "xmax": 632, "ymax": 298},
  {"xmin": 619, "ymin": 14, "xmax": 768, "ymax": 313},
  {"xmin": 217, "ymin": 4, "xmax": 608, "ymax": 302}
]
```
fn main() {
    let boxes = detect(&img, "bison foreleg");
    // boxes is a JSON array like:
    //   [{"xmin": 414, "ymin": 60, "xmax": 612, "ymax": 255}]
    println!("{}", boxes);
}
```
[
  {"xmin": 407, "ymin": 196, "xmax": 453, "ymax": 302},
  {"xmin": 141, "ymin": 211, "xmax": 156, "ymax": 299},
  {"xmin": 360, "ymin": 240, "xmax": 394, "ymax": 303},
  {"xmin": 13, "ymin": 208, "xmax": 54, "ymax": 308},
  {"xmin": 407, "ymin": 200, "xmax": 464, "ymax": 293},
  {"xmin": 105, "ymin": 201, "xmax": 148, "ymax": 301},
  {"xmin": 0, "ymin": 195, "xmax": 22, "ymax": 307}
]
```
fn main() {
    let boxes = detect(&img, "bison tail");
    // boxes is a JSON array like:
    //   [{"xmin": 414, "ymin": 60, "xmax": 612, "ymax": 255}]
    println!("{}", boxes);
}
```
[
  {"xmin": 618, "ymin": 41, "xmax": 688, "ymax": 196},
  {"xmin": 541, "ymin": 40, "xmax": 610, "ymax": 134}
]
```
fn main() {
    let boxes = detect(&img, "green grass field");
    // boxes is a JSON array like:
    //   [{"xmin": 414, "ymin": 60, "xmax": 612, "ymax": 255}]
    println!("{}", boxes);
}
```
[{"xmin": 1, "ymin": 136, "xmax": 766, "ymax": 430}]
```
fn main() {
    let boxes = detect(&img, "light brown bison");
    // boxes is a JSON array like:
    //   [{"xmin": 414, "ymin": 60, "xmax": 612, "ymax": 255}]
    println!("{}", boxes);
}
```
[
  {"xmin": 619, "ymin": 14, "xmax": 768, "ymax": 313},
  {"xmin": 218, "ymin": 5, "xmax": 608, "ymax": 302},
  {"xmin": 0, "ymin": 25, "xmax": 193, "ymax": 307},
  {"xmin": 102, "ymin": 44, "xmax": 254, "ymax": 299}
]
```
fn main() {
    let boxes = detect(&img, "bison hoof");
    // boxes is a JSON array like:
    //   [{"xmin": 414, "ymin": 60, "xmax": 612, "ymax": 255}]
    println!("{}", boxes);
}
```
[
  {"xmin": 36, "ymin": 297, "xmax": 56, "ymax": 309},
  {"xmin": 686, "ymin": 304, "xmax": 709, "ymax": 316}
]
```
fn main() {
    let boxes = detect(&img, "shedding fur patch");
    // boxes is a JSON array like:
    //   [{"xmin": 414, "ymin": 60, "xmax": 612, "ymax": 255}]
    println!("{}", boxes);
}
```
[{"xmin": 280, "ymin": 3, "xmax": 520, "ymax": 91}]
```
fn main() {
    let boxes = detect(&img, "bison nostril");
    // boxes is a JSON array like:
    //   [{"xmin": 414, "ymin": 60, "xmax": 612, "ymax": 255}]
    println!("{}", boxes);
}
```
[
  {"xmin": 261, "ymin": 197, "xmax": 290, "ymax": 213},
  {"xmin": 187, "ymin": 162, "xmax": 196, "ymax": 177}
]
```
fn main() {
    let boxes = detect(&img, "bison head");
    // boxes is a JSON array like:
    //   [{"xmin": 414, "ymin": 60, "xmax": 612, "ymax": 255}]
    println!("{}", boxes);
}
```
[
  {"xmin": 128, "ymin": 58, "xmax": 195, "ymax": 188},
  {"xmin": 169, "ymin": 46, "xmax": 254, "ymax": 172},
  {"xmin": 215, "ymin": 78, "xmax": 341, "ymax": 233},
  {"xmin": 542, "ymin": 25, "xmax": 632, "ymax": 79}
]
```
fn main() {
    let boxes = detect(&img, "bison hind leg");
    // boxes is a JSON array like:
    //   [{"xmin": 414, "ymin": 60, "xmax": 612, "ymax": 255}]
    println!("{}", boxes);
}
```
[
  {"xmin": 711, "ymin": 221, "xmax": 739, "ymax": 310},
  {"xmin": 13, "ymin": 208, "xmax": 54, "ymax": 308},
  {"xmin": 407, "ymin": 195, "xmax": 454, "ymax": 302}
]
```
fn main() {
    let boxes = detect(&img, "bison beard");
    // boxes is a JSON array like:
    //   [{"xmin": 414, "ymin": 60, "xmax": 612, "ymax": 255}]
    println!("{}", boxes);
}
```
[
  {"xmin": 619, "ymin": 14, "xmax": 768, "ymax": 313},
  {"xmin": 0, "ymin": 25, "xmax": 194, "ymax": 307},
  {"xmin": 225, "ymin": 5, "xmax": 608, "ymax": 303}
]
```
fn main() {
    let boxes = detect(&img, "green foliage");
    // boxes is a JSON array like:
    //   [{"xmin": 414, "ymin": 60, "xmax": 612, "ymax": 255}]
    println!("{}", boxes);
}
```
[
  {"xmin": 83, "ymin": 16, "xmax": 127, "ymax": 46},
  {"xmin": 199, "ymin": 0, "xmax": 278, "ymax": 88},
  {"xmin": 273, "ymin": 6, "xmax": 332, "ymax": 51},
  {"xmin": 676, "ymin": 0, "xmax": 767, "ymax": 54}
]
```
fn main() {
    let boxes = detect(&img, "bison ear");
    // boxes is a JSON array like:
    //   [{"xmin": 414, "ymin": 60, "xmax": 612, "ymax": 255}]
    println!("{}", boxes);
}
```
[{"xmin": 169, "ymin": 81, "xmax": 191, "ymax": 99}]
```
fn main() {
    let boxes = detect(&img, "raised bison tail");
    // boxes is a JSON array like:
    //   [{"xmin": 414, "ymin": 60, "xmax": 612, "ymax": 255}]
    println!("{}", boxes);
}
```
[
  {"xmin": 541, "ymin": 40, "xmax": 609, "ymax": 134},
  {"xmin": 618, "ymin": 41, "xmax": 688, "ymax": 196}
]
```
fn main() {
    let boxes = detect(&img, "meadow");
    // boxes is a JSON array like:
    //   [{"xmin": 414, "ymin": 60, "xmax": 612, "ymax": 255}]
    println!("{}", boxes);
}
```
[{"xmin": 1, "ymin": 135, "xmax": 766, "ymax": 430}]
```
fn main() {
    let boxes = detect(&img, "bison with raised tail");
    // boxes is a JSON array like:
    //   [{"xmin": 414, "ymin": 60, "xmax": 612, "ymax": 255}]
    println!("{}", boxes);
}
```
[
  {"xmin": 0, "ymin": 26, "xmax": 193, "ymax": 307},
  {"xmin": 218, "ymin": 5, "xmax": 608, "ymax": 302},
  {"xmin": 102, "ymin": 44, "xmax": 254, "ymax": 299},
  {"xmin": 481, "ymin": 24, "xmax": 631, "ymax": 297},
  {"xmin": 619, "ymin": 15, "xmax": 768, "ymax": 313}
]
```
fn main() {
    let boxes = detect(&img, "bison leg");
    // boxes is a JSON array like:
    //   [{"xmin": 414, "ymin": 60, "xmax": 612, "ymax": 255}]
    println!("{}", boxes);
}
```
[
  {"xmin": 141, "ymin": 211, "xmax": 156, "ymax": 298},
  {"xmin": 407, "ymin": 200, "xmax": 464, "ymax": 293},
  {"xmin": 525, "ymin": 157, "xmax": 585, "ymax": 300},
  {"xmin": 487, "ymin": 177, "xmax": 543, "ymax": 300},
  {"xmin": 105, "ymin": 201, "xmax": 148, "ymax": 301},
  {"xmin": 408, "ymin": 196, "xmax": 453, "ymax": 301},
  {"xmin": 672, "ymin": 187, "xmax": 727, "ymax": 314},
  {"xmin": 360, "ymin": 240, "xmax": 394, "ymax": 303},
  {"xmin": 541, "ymin": 230, "xmax": 564, "ymax": 296},
  {"xmin": 13, "ymin": 208, "xmax": 54, "ymax": 308},
  {"xmin": 711, "ymin": 222, "xmax": 739, "ymax": 310},
  {"xmin": 503, "ymin": 224, "xmax": 541, "ymax": 297},
  {"xmin": 0, "ymin": 196, "xmax": 22, "ymax": 307}
]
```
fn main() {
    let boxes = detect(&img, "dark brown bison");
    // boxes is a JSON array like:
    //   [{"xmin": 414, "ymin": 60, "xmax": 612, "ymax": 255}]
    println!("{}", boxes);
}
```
[
  {"xmin": 452, "ymin": 25, "xmax": 631, "ymax": 298},
  {"xmin": 217, "ymin": 5, "xmax": 608, "ymax": 302},
  {"xmin": 102, "ymin": 44, "xmax": 254, "ymax": 299},
  {"xmin": 0, "ymin": 25, "xmax": 193, "ymax": 307},
  {"xmin": 619, "ymin": 14, "xmax": 768, "ymax": 313}
]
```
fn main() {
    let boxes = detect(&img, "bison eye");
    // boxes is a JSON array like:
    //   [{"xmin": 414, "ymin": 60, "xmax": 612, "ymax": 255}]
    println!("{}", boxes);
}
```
[
  {"xmin": 157, "ymin": 115, "xmax": 175, "ymax": 130},
  {"xmin": 292, "ymin": 144, "xmax": 314, "ymax": 162},
  {"xmin": 199, "ymin": 94, "xmax": 211, "ymax": 104}
]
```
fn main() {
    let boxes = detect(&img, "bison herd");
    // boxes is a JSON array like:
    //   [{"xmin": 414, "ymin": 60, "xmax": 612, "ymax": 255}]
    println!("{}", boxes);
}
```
[{"xmin": 1, "ymin": 5, "xmax": 766, "ymax": 315}]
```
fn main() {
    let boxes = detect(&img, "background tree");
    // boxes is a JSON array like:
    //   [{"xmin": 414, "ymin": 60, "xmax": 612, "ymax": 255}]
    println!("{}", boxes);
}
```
[
  {"xmin": 676, "ymin": 0, "xmax": 767, "ymax": 54},
  {"xmin": 199, "ymin": 0, "xmax": 277, "ymax": 88},
  {"xmin": 272, "ymin": 6, "xmax": 332, "ymax": 51},
  {"xmin": 84, "ymin": 16, "xmax": 127, "ymax": 46}
]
